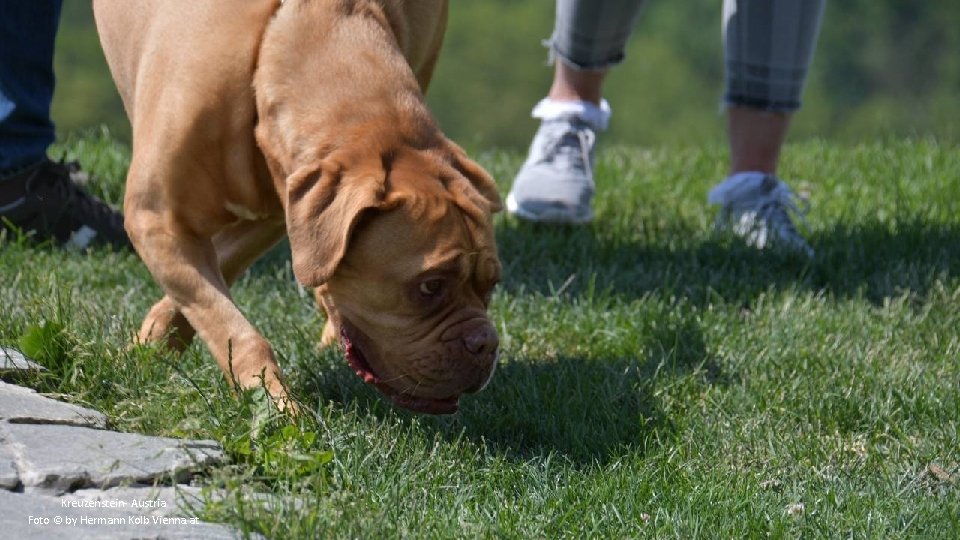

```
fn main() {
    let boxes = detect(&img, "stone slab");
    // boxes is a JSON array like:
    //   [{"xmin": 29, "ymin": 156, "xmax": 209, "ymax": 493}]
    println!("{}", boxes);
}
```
[
  {"xmin": 66, "ymin": 485, "xmax": 227, "ymax": 523},
  {"xmin": 0, "ymin": 489, "xmax": 244, "ymax": 540},
  {"xmin": 0, "ymin": 346, "xmax": 46, "ymax": 372},
  {"xmin": 67, "ymin": 485, "xmax": 204, "ymax": 518},
  {"xmin": 4, "ymin": 423, "xmax": 224, "ymax": 495},
  {"xmin": 0, "ymin": 382, "xmax": 107, "ymax": 428},
  {"xmin": 65, "ymin": 486, "xmax": 264, "ymax": 538}
]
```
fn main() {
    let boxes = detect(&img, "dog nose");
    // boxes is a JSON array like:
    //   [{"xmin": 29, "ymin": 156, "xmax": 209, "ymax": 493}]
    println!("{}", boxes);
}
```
[{"xmin": 462, "ymin": 324, "xmax": 499, "ymax": 357}]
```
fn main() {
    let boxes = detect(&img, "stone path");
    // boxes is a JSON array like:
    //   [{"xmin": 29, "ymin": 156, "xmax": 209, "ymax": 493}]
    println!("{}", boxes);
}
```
[{"xmin": 1, "ymin": 346, "xmax": 252, "ymax": 539}]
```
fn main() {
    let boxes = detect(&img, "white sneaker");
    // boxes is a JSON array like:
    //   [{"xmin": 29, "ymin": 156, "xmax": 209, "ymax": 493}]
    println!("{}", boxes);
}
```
[
  {"xmin": 708, "ymin": 172, "xmax": 814, "ymax": 257},
  {"xmin": 505, "ymin": 117, "xmax": 597, "ymax": 224}
]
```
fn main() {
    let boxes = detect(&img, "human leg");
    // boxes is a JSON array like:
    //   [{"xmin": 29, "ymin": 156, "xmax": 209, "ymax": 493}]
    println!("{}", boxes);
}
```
[
  {"xmin": 507, "ymin": 0, "xmax": 648, "ymax": 224},
  {"xmin": 727, "ymin": 107, "xmax": 791, "ymax": 175},
  {"xmin": 709, "ymin": 0, "xmax": 825, "ymax": 255},
  {"xmin": 547, "ymin": 63, "xmax": 607, "ymax": 106},
  {"xmin": 723, "ymin": 0, "xmax": 824, "ymax": 174},
  {"xmin": 0, "ymin": 1, "xmax": 130, "ymax": 249},
  {"xmin": 0, "ymin": 1, "xmax": 62, "ymax": 172}
]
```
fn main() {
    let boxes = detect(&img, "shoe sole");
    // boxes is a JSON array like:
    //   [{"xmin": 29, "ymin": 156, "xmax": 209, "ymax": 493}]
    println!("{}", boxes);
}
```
[{"xmin": 505, "ymin": 193, "xmax": 593, "ymax": 225}]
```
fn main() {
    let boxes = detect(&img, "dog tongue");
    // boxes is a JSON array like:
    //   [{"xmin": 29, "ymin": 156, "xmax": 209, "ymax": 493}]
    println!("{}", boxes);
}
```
[{"xmin": 340, "ymin": 326, "xmax": 460, "ymax": 415}]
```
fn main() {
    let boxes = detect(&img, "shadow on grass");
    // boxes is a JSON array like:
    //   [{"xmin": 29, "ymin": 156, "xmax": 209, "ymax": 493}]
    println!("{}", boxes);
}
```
[
  {"xmin": 295, "ymin": 308, "xmax": 730, "ymax": 465},
  {"xmin": 450, "ymin": 357, "xmax": 671, "ymax": 464},
  {"xmin": 494, "ymin": 215, "xmax": 960, "ymax": 307},
  {"xmin": 242, "ymin": 216, "xmax": 960, "ymax": 318},
  {"xmin": 248, "ymin": 215, "xmax": 960, "ymax": 309},
  {"xmin": 266, "ymin": 212, "xmax": 956, "ymax": 462}
]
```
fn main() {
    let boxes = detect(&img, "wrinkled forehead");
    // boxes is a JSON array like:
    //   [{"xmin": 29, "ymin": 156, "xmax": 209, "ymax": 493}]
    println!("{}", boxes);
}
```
[{"xmin": 341, "ymin": 196, "xmax": 498, "ymax": 284}]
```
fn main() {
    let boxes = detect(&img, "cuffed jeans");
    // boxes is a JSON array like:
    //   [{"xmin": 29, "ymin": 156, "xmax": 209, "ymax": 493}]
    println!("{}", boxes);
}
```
[
  {"xmin": 0, "ymin": 0, "xmax": 63, "ymax": 173},
  {"xmin": 549, "ymin": 0, "xmax": 826, "ymax": 113}
]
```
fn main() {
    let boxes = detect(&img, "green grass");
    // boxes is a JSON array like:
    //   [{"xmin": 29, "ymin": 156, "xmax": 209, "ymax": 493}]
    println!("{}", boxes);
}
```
[{"xmin": 2, "ymin": 132, "xmax": 958, "ymax": 538}]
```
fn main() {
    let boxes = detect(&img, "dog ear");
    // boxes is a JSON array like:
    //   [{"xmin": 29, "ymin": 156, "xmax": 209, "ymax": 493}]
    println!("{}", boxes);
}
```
[
  {"xmin": 285, "ymin": 163, "xmax": 385, "ymax": 287},
  {"xmin": 446, "ymin": 142, "xmax": 502, "ymax": 213}
]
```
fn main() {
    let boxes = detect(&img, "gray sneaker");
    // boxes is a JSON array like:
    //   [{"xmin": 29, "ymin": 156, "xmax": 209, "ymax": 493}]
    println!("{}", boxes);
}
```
[
  {"xmin": 506, "ymin": 118, "xmax": 596, "ymax": 224},
  {"xmin": 708, "ymin": 172, "xmax": 813, "ymax": 257}
]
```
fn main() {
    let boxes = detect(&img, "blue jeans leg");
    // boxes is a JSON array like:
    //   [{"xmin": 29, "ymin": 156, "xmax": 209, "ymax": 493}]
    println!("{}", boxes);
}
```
[{"xmin": 0, "ymin": 0, "xmax": 64, "ymax": 174}]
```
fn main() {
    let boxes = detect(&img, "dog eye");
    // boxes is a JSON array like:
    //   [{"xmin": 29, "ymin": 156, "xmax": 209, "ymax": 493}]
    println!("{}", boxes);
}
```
[{"xmin": 419, "ymin": 278, "xmax": 444, "ymax": 297}]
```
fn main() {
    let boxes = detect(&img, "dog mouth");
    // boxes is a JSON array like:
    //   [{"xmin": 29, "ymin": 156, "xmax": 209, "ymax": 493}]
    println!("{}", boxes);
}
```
[{"xmin": 339, "ymin": 324, "xmax": 460, "ymax": 415}]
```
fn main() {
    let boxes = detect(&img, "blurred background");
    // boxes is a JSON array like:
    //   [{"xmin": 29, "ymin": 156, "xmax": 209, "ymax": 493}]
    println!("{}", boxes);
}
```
[{"xmin": 53, "ymin": 0, "xmax": 960, "ymax": 151}]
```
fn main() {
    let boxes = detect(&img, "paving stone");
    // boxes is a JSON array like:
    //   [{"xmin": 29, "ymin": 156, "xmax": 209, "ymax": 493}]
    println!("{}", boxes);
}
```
[
  {"xmin": 4, "ymin": 423, "xmax": 224, "ymax": 495},
  {"xmin": 0, "ymin": 489, "xmax": 245, "ymax": 539},
  {"xmin": 67, "ymin": 485, "xmax": 205, "ymax": 517},
  {"xmin": 0, "ymin": 346, "xmax": 46, "ymax": 372},
  {"xmin": 0, "ymin": 380, "xmax": 249, "ymax": 537},
  {"xmin": 0, "ymin": 382, "xmax": 107, "ymax": 428},
  {"xmin": 65, "ymin": 486, "xmax": 265, "ymax": 538}
]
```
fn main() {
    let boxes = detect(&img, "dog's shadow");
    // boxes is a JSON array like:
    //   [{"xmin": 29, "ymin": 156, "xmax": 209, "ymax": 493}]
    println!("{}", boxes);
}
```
[{"xmin": 296, "ymin": 308, "xmax": 727, "ymax": 465}]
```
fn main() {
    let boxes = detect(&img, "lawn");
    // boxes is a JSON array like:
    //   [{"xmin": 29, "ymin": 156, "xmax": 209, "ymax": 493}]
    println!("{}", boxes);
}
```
[{"xmin": 1, "ymin": 132, "xmax": 958, "ymax": 538}]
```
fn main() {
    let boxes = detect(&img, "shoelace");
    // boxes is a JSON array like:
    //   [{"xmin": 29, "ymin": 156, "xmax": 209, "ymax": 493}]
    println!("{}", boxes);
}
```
[
  {"xmin": 537, "ymin": 121, "xmax": 596, "ymax": 174},
  {"xmin": 738, "ymin": 180, "xmax": 813, "ymax": 256},
  {"xmin": 756, "ymin": 180, "xmax": 811, "ymax": 235}
]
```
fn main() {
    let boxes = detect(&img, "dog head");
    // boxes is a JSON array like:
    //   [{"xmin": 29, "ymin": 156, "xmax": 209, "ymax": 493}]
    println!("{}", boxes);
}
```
[{"xmin": 285, "ymin": 144, "xmax": 502, "ymax": 414}]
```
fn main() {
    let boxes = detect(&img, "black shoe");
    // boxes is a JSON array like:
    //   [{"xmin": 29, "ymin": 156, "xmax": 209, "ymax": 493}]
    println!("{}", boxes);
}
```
[{"xmin": 0, "ymin": 159, "xmax": 131, "ymax": 250}]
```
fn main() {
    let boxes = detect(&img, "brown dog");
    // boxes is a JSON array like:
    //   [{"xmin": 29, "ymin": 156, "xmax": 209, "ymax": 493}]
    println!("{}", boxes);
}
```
[{"xmin": 93, "ymin": 0, "xmax": 502, "ymax": 414}]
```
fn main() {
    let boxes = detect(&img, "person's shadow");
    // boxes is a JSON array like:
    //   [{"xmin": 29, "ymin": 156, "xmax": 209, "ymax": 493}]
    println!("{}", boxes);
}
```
[{"xmin": 493, "ymin": 214, "xmax": 960, "ymax": 307}]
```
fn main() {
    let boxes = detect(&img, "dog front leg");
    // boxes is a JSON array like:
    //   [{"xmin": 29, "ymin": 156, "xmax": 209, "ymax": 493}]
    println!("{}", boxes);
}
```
[
  {"xmin": 138, "ymin": 218, "xmax": 286, "ymax": 352},
  {"xmin": 128, "ymin": 210, "xmax": 291, "ymax": 408}
]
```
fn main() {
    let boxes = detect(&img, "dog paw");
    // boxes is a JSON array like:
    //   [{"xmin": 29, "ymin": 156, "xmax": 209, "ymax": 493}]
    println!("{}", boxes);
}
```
[
  {"xmin": 319, "ymin": 319, "xmax": 338, "ymax": 349},
  {"xmin": 138, "ymin": 297, "xmax": 196, "ymax": 352}
]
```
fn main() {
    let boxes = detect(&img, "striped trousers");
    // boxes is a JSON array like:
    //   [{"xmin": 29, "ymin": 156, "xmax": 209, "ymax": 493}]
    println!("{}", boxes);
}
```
[{"xmin": 550, "ymin": 0, "xmax": 826, "ymax": 112}]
